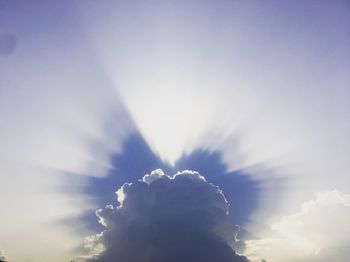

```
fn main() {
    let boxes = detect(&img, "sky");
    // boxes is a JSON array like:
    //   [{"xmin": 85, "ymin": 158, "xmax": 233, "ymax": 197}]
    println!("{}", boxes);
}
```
[{"xmin": 1, "ymin": 1, "xmax": 350, "ymax": 261}]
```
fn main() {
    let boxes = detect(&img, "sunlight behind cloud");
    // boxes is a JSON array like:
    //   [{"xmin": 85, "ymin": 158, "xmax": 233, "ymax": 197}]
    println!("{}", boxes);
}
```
[
  {"xmin": 1, "ymin": 1, "xmax": 350, "ymax": 261},
  {"xmin": 79, "ymin": 1, "xmax": 350, "ymax": 256}
]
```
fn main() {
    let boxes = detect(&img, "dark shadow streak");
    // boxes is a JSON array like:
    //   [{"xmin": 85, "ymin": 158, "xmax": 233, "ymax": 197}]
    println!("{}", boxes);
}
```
[{"xmin": 78, "ymin": 132, "xmax": 275, "ymax": 236}]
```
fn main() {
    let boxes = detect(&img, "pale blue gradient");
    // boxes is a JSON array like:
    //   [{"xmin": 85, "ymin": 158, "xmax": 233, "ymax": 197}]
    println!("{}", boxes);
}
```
[{"xmin": 1, "ymin": 1, "xmax": 350, "ymax": 261}]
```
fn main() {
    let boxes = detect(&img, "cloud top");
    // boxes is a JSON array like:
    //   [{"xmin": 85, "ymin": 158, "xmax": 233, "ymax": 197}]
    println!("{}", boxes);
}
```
[{"xmin": 84, "ymin": 170, "xmax": 248, "ymax": 262}]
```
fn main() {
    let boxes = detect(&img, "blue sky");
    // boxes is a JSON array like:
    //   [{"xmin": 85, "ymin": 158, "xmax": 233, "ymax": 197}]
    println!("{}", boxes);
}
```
[
  {"xmin": 82, "ymin": 132, "xmax": 263, "ymax": 231},
  {"xmin": 1, "ymin": 1, "xmax": 350, "ymax": 261}
]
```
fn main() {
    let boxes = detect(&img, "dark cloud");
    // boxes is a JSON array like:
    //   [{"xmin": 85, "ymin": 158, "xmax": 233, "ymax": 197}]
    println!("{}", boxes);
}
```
[{"xmin": 84, "ymin": 169, "xmax": 248, "ymax": 262}]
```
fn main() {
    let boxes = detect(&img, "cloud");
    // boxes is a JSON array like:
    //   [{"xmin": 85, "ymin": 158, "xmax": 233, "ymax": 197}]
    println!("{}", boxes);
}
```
[
  {"xmin": 244, "ymin": 190, "xmax": 350, "ymax": 262},
  {"xmin": 83, "ymin": 169, "xmax": 248, "ymax": 262},
  {"xmin": 2, "ymin": 1, "xmax": 350, "ymax": 261},
  {"xmin": 79, "ymin": 0, "xmax": 350, "ymax": 232}
]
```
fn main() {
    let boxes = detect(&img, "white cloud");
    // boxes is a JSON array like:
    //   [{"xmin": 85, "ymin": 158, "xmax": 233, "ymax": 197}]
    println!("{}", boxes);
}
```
[
  {"xmin": 244, "ymin": 190, "xmax": 350, "ymax": 262},
  {"xmin": 2, "ymin": 1, "xmax": 350, "ymax": 261},
  {"xmin": 142, "ymin": 169, "xmax": 166, "ymax": 184}
]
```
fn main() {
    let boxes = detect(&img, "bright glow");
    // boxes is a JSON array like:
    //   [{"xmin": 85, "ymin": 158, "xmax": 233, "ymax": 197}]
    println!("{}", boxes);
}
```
[
  {"xmin": 80, "ymin": 1, "xmax": 350, "ymax": 261},
  {"xmin": 244, "ymin": 190, "xmax": 350, "ymax": 262},
  {"xmin": 0, "ymin": 3, "xmax": 132, "ymax": 261},
  {"xmin": 1, "ymin": 1, "xmax": 350, "ymax": 261}
]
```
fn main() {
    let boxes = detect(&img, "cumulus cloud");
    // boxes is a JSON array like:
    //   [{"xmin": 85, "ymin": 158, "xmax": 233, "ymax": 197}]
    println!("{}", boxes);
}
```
[
  {"xmin": 84, "ymin": 169, "xmax": 248, "ymax": 262},
  {"xmin": 78, "ymin": 0, "xmax": 350, "ymax": 238},
  {"xmin": 244, "ymin": 190, "xmax": 350, "ymax": 262},
  {"xmin": 2, "ymin": 1, "xmax": 350, "ymax": 261}
]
